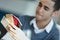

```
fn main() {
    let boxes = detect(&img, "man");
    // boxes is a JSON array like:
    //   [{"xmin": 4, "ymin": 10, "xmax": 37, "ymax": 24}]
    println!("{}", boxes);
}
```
[{"xmin": 1, "ymin": 0, "xmax": 60, "ymax": 40}]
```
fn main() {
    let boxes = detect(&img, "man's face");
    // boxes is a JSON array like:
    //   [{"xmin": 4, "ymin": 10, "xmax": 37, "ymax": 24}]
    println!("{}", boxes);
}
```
[{"xmin": 36, "ymin": 0, "xmax": 55, "ymax": 21}]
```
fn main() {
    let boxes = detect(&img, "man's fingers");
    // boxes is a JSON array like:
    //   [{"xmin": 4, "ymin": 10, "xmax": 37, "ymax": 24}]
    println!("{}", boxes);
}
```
[
  {"xmin": 9, "ymin": 31, "xmax": 17, "ymax": 40},
  {"xmin": 6, "ymin": 25, "xmax": 10, "ymax": 32},
  {"xmin": 9, "ymin": 31, "xmax": 21, "ymax": 40},
  {"xmin": 6, "ymin": 25, "xmax": 16, "ymax": 34},
  {"xmin": 9, "ymin": 24, "xmax": 19, "ymax": 30}
]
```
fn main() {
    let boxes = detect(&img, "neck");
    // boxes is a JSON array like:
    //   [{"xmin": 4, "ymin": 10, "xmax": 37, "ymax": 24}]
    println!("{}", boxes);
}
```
[{"xmin": 36, "ymin": 19, "xmax": 51, "ymax": 29}]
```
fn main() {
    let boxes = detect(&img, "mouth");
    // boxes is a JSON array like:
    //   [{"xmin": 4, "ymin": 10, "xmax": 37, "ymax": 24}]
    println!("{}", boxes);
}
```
[
  {"xmin": 36, "ymin": 11, "xmax": 43, "ymax": 16},
  {"xmin": 36, "ymin": 12, "xmax": 43, "ymax": 17}
]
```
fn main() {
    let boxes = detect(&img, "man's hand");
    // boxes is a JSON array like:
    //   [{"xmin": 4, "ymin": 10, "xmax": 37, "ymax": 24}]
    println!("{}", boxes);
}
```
[
  {"xmin": 6, "ymin": 24, "xmax": 30, "ymax": 40},
  {"xmin": 1, "ymin": 14, "xmax": 30, "ymax": 40}
]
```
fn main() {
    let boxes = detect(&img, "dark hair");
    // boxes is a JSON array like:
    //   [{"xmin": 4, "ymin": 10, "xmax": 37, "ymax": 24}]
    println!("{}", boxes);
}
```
[{"xmin": 52, "ymin": 0, "xmax": 60, "ymax": 11}]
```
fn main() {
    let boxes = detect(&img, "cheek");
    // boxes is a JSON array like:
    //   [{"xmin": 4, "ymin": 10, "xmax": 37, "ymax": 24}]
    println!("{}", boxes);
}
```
[
  {"xmin": 44, "ymin": 12, "xmax": 52, "ymax": 19},
  {"xmin": 36, "ymin": 7, "xmax": 40, "ymax": 14},
  {"xmin": 43, "ymin": 11, "xmax": 50, "ymax": 16}
]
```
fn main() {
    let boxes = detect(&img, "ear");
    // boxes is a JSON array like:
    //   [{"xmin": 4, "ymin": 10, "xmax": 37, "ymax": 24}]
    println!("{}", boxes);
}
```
[{"xmin": 52, "ymin": 11, "xmax": 58, "ymax": 16}]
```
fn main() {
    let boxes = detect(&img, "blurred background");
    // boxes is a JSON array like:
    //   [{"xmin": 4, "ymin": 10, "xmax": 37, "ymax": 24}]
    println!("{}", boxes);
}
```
[{"xmin": 0, "ymin": 0, "xmax": 60, "ymax": 25}]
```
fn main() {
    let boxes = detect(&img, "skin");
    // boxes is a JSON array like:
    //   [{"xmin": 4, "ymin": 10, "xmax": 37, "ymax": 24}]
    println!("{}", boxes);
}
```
[{"xmin": 36, "ymin": 0, "xmax": 58, "ymax": 29}]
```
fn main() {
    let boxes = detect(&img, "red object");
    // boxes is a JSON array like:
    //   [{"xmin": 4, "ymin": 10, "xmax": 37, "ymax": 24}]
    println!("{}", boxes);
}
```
[{"xmin": 13, "ymin": 16, "xmax": 20, "ymax": 28}]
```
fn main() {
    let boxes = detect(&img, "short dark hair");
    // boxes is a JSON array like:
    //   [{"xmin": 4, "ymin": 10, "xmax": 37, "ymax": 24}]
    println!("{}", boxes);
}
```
[{"xmin": 52, "ymin": 0, "xmax": 60, "ymax": 11}]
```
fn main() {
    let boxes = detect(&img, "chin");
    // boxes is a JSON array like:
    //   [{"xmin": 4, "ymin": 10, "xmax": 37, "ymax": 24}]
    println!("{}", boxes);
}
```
[{"xmin": 36, "ymin": 16, "xmax": 42, "ymax": 21}]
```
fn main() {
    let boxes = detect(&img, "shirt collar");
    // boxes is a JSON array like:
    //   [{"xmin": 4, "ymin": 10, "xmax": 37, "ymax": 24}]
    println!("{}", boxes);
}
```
[
  {"xmin": 45, "ymin": 19, "xmax": 54, "ymax": 33},
  {"xmin": 30, "ymin": 18, "xmax": 54, "ymax": 33}
]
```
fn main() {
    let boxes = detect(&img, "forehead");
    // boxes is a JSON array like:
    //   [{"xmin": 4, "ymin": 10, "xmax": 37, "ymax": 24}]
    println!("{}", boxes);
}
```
[
  {"xmin": 39, "ymin": 0, "xmax": 55, "ymax": 8},
  {"xmin": 39, "ymin": 0, "xmax": 54, "ymax": 4}
]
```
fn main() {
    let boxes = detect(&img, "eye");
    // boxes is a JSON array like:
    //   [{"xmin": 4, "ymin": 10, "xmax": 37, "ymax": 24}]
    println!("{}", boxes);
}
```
[
  {"xmin": 38, "ymin": 2, "xmax": 42, "ymax": 7},
  {"xmin": 44, "ymin": 6, "xmax": 49, "ymax": 11}
]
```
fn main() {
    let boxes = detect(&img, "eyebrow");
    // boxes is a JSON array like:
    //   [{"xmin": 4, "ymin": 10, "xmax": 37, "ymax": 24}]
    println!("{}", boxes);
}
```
[
  {"xmin": 44, "ymin": 6, "xmax": 49, "ymax": 9},
  {"xmin": 44, "ymin": 6, "xmax": 49, "ymax": 10},
  {"xmin": 39, "ymin": 2, "xmax": 50, "ymax": 10},
  {"xmin": 39, "ymin": 2, "xmax": 42, "ymax": 7},
  {"xmin": 39, "ymin": 2, "xmax": 42, "ymax": 5}
]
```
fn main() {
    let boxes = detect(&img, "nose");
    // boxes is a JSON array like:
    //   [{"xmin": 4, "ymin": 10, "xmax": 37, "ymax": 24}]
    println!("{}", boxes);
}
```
[
  {"xmin": 36, "ymin": 6, "xmax": 44, "ymax": 15},
  {"xmin": 39, "ymin": 7, "xmax": 43, "ymax": 13}
]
